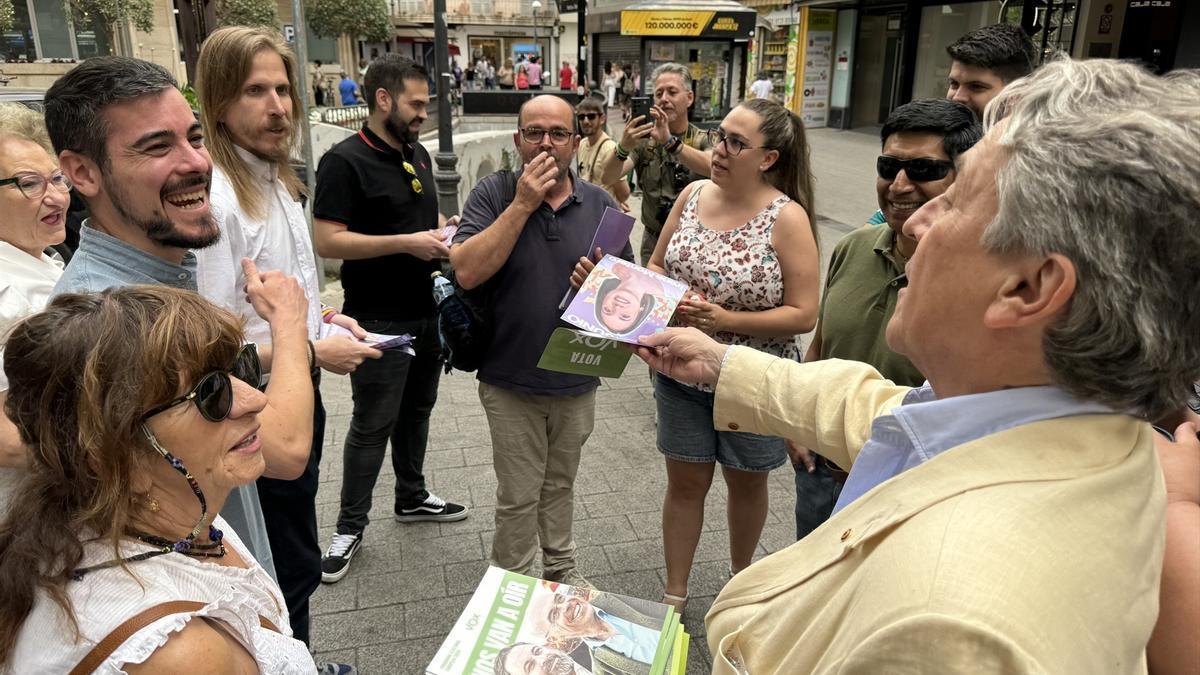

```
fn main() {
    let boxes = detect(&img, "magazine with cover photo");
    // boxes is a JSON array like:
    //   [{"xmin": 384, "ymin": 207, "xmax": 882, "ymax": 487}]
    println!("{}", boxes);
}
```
[{"xmin": 428, "ymin": 566, "xmax": 689, "ymax": 675}]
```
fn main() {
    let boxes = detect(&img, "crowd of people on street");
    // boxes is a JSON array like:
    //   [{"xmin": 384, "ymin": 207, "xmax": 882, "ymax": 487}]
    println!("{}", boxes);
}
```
[
  {"xmin": 453, "ymin": 54, "xmax": 575, "ymax": 93},
  {"xmin": 0, "ymin": 19, "xmax": 1196, "ymax": 675}
]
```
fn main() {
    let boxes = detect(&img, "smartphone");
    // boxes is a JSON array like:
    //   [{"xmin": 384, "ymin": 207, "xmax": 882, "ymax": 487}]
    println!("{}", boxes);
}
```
[{"xmin": 631, "ymin": 96, "xmax": 651, "ymax": 123}]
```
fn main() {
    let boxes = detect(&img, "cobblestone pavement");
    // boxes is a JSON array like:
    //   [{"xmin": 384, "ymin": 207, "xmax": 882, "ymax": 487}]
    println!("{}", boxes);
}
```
[{"xmin": 308, "ymin": 124, "xmax": 879, "ymax": 673}]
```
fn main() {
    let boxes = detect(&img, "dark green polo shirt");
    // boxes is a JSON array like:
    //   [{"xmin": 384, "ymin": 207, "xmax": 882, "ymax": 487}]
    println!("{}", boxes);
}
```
[
  {"xmin": 630, "ymin": 123, "xmax": 712, "ymax": 236},
  {"xmin": 816, "ymin": 222, "xmax": 925, "ymax": 387}
]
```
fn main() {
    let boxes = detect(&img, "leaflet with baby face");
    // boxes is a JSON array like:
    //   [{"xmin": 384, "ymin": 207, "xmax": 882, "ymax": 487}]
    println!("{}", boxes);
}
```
[{"xmin": 561, "ymin": 255, "xmax": 687, "ymax": 345}]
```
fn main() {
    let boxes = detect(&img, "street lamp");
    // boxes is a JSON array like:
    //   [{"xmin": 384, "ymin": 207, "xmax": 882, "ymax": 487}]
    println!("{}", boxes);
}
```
[
  {"xmin": 531, "ymin": 0, "xmax": 542, "ymax": 58},
  {"xmin": 433, "ymin": 0, "xmax": 461, "ymax": 217}
]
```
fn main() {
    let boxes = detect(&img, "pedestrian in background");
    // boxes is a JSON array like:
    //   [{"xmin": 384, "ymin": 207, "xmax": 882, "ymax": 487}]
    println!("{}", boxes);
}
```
[
  {"xmin": 946, "ymin": 23, "xmax": 1035, "ymax": 119},
  {"xmin": 749, "ymin": 71, "xmax": 772, "ymax": 101},
  {"xmin": 498, "ymin": 58, "xmax": 514, "ymax": 89},
  {"xmin": 559, "ymin": 60, "xmax": 574, "ymax": 91}
]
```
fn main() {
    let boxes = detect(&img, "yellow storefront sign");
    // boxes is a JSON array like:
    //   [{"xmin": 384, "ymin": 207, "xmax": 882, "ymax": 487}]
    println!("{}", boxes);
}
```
[{"xmin": 621, "ymin": 10, "xmax": 716, "ymax": 36}]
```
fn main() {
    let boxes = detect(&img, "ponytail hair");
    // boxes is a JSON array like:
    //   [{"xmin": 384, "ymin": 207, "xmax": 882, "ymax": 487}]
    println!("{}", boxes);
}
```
[{"xmin": 738, "ymin": 98, "xmax": 818, "ymax": 247}]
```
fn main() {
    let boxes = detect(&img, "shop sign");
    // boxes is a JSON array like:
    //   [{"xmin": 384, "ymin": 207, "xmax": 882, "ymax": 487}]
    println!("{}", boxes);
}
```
[
  {"xmin": 620, "ymin": 10, "xmax": 753, "ymax": 38},
  {"xmin": 558, "ymin": 0, "xmax": 579, "ymax": 13},
  {"xmin": 798, "ymin": 9, "xmax": 834, "ymax": 128}
]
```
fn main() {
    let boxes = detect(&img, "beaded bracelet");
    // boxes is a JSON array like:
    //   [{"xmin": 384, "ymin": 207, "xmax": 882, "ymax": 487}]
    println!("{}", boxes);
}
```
[{"xmin": 321, "ymin": 306, "xmax": 338, "ymax": 324}]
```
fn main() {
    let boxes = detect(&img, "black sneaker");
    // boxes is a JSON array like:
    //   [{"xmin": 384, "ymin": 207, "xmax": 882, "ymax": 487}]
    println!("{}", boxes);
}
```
[
  {"xmin": 321, "ymin": 532, "xmax": 362, "ymax": 583},
  {"xmin": 395, "ymin": 491, "xmax": 469, "ymax": 523}
]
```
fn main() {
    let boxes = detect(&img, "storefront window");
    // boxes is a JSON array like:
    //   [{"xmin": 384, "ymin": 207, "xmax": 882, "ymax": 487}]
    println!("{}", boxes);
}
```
[
  {"xmin": 34, "ymin": 0, "xmax": 73, "ymax": 58},
  {"xmin": 911, "ymin": 2, "xmax": 1011, "ymax": 101},
  {"xmin": 72, "ymin": 14, "xmax": 110, "ymax": 59},
  {"xmin": 470, "ymin": 37, "xmax": 502, "ymax": 65},
  {"xmin": 1, "ymin": 0, "xmax": 36, "ymax": 63},
  {"xmin": 645, "ymin": 40, "xmax": 730, "ymax": 122}
]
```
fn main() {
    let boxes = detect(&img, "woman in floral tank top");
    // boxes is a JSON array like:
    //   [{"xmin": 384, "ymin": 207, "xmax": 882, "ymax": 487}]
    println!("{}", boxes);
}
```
[{"xmin": 646, "ymin": 99, "xmax": 821, "ymax": 614}]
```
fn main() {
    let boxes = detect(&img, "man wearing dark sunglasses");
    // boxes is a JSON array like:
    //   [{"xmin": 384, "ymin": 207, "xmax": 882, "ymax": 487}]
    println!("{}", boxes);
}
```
[
  {"xmin": 574, "ymin": 98, "xmax": 630, "ymax": 210},
  {"xmin": 43, "ymin": 56, "xmax": 315, "ymax": 581},
  {"xmin": 791, "ymin": 99, "xmax": 980, "ymax": 540}
]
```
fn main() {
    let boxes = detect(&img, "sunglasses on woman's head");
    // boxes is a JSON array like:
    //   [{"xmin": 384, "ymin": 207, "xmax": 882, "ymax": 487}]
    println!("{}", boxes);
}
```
[
  {"xmin": 142, "ymin": 345, "xmax": 262, "ymax": 422},
  {"xmin": 876, "ymin": 156, "xmax": 956, "ymax": 183}
]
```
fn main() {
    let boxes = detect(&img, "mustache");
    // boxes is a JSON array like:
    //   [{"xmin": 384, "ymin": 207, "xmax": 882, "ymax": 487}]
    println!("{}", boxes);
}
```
[{"xmin": 160, "ymin": 174, "xmax": 210, "ymax": 197}]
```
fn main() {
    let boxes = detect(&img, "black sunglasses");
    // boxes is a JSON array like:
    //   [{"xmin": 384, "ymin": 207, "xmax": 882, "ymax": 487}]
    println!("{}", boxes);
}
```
[
  {"xmin": 877, "ymin": 156, "xmax": 956, "ymax": 183},
  {"xmin": 142, "ymin": 345, "xmax": 262, "ymax": 422},
  {"xmin": 576, "ymin": 112, "xmax": 599, "ymax": 121}
]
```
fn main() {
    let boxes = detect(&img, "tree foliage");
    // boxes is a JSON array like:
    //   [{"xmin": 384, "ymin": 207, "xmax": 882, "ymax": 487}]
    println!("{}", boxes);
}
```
[
  {"xmin": 67, "ymin": 0, "xmax": 156, "ymax": 35},
  {"xmin": 216, "ymin": 0, "xmax": 279, "ymax": 27},
  {"xmin": 0, "ymin": 0, "xmax": 14, "ymax": 34},
  {"xmin": 307, "ymin": 0, "xmax": 391, "ymax": 43}
]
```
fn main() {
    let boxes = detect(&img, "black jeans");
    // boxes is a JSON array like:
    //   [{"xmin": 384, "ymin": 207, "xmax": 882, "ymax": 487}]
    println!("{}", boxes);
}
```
[
  {"xmin": 337, "ymin": 317, "xmax": 441, "ymax": 534},
  {"xmin": 257, "ymin": 383, "xmax": 324, "ymax": 646},
  {"xmin": 793, "ymin": 457, "xmax": 844, "ymax": 540}
]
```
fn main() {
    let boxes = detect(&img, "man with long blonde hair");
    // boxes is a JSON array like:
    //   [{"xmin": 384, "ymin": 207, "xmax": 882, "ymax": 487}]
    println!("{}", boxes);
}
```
[{"xmin": 194, "ymin": 26, "xmax": 381, "ymax": 648}]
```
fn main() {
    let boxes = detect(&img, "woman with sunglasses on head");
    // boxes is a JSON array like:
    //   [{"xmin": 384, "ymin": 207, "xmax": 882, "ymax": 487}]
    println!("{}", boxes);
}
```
[
  {"xmin": 790, "ymin": 100, "xmax": 981, "ymax": 541},
  {"xmin": 0, "ymin": 102, "xmax": 72, "ymax": 502},
  {"xmin": 644, "ymin": 98, "xmax": 820, "ymax": 616},
  {"xmin": 0, "ymin": 286, "xmax": 315, "ymax": 673}
]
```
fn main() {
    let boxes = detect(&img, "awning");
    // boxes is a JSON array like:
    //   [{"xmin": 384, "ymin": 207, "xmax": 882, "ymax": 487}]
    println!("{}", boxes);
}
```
[
  {"xmin": 449, "ymin": 43, "xmax": 461, "ymax": 55},
  {"xmin": 392, "ymin": 27, "xmax": 436, "ymax": 39}
]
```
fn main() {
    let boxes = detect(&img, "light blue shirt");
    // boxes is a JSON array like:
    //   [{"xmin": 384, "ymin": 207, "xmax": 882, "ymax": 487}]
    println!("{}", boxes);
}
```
[
  {"xmin": 53, "ymin": 223, "xmax": 198, "ymax": 295},
  {"xmin": 51, "ymin": 222, "xmax": 278, "ymax": 582},
  {"xmin": 584, "ymin": 608, "xmax": 660, "ymax": 665},
  {"xmin": 831, "ymin": 384, "xmax": 1116, "ymax": 515}
]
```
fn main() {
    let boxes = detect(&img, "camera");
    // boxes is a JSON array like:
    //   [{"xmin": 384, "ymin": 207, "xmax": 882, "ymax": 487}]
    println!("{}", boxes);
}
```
[{"xmin": 653, "ymin": 161, "xmax": 693, "ymax": 225}]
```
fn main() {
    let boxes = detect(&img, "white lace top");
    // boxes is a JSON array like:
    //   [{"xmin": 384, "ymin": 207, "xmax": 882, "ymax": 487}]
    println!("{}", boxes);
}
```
[{"xmin": 9, "ymin": 516, "xmax": 315, "ymax": 673}]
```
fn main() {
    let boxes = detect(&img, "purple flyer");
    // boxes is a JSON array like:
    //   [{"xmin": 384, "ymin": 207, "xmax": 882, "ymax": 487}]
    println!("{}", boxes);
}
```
[
  {"xmin": 587, "ymin": 207, "xmax": 636, "ymax": 257},
  {"xmin": 561, "ymin": 255, "xmax": 688, "ymax": 344}
]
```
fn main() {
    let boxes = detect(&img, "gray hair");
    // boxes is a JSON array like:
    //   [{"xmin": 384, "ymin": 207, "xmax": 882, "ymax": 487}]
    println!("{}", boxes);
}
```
[
  {"xmin": 0, "ymin": 103, "xmax": 52, "ymax": 154},
  {"xmin": 44, "ymin": 56, "xmax": 177, "ymax": 165},
  {"xmin": 982, "ymin": 58, "xmax": 1200, "ymax": 419},
  {"xmin": 651, "ymin": 62, "xmax": 692, "ymax": 91}
]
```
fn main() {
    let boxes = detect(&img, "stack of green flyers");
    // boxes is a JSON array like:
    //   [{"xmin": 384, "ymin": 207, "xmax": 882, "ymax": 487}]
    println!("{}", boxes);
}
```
[{"xmin": 428, "ymin": 566, "xmax": 690, "ymax": 674}]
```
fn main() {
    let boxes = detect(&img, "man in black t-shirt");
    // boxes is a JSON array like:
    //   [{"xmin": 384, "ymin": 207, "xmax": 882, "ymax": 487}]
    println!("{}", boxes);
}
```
[{"xmin": 313, "ymin": 55, "xmax": 468, "ymax": 584}]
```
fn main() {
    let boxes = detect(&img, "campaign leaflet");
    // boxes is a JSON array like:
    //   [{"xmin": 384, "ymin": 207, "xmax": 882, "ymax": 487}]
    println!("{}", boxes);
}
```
[
  {"xmin": 559, "ymin": 207, "xmax": 637, "ymax": 311},
  {"xmin": 428, "ymin": 566, "xmax": 688, "ymax": 675},
  {"xmin": 318, "ymin": 322, "xmax": 416, "ymax": 355},
  {"xmin": 561, "ymin": 255, "xmax": 688, "ymax": 345},
  {"xmin": 537, "ymin": 327, "xmax": 634, "ymax": 378}
]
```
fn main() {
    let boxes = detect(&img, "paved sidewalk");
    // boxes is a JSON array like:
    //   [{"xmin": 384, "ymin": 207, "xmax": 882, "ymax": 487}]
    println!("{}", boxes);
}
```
[{"xmin": 308, "ymin": 124, "xmax": 879, "ymax": 672}]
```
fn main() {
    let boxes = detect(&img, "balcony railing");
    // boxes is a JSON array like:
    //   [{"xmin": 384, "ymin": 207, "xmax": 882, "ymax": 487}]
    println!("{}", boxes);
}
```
[{"xmin": 389, "ymin": 0, "xmax": 557, "ymax": 24}]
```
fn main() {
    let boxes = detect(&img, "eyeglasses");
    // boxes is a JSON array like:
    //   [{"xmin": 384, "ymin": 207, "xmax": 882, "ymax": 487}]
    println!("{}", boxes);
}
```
[
  {"xmin": 0, "ymin": 170, "xmax": 72, "ymax": 199},
  {"xmin": 520, "ymin": 127, "xmax": 574, "ymax": 145},
  {"xmin": 142, "ymin": 345, "xmax": 262, "ymax": 422},
  {"xmin": 876, "ymin": 156, "xmax": 956, "ymax": 183},
  {"xmin": 402, "ymin": 160, "xmax": 423, "ymax": 195},
  {"xmin": 707, "ymin": 128, "xmax": 764, "ymax": 156},
  {"xmin": 576, "ymin": 113, "xmax": 599, "ymax": 121}
]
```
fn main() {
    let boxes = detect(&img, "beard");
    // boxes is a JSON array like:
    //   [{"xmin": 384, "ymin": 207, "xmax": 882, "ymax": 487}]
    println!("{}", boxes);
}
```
[
  {"xmin": 249, "ymin": 117, "xmax": 293, "ymax": 164},
  {"xmin": 541, "ymin": 651, "xmax": 575, "ymax": 675},
  {"xmin": 104, "ymin": 171, "xmax": 220, "ymax": 250},
  {"xmin": 386, "ymin": 108, "xmax": 420, "ymax": 144}
]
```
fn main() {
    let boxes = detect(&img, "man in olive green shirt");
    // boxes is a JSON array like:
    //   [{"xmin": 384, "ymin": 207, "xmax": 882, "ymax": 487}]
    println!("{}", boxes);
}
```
[
  {"xmin": 600, "ymin": 62, "xmax": 712, "ymax": 264},
  {"xmin": 794, "ymin": 99, "xmax": 980, "ymax": 539}
]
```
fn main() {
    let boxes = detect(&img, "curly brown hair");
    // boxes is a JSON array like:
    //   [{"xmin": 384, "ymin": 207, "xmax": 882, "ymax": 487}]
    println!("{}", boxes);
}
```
[{"xmin": 0, "ymin": 285, "xmax": 244, "ymax": 662}]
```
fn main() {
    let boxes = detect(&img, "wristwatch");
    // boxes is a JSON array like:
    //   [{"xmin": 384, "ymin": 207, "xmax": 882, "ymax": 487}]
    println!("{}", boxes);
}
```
[{"xmin": 665, "ymin": 134, "xmax": 683, "ymax": 155}]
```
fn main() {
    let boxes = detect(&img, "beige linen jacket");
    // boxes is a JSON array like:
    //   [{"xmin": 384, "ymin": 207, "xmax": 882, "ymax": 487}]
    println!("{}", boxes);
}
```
[{"xmin": 706, "ymin": 348, "xmax": 1165, "ymax": 674}]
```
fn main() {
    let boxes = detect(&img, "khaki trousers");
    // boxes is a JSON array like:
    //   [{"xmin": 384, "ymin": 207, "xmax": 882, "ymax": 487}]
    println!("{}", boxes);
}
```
[{"xmin": 479, "ymin": 381, "xmax": 596, "ymax": 576}]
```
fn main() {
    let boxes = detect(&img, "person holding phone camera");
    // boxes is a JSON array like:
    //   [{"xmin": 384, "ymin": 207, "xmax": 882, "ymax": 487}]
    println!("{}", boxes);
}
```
[{"xmin": 600, "ymin": 62, "xmax": 712, "ymax": 265}]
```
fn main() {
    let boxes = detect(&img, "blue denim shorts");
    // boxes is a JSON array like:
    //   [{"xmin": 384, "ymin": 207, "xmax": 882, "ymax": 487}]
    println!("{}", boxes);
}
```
[{"xmin": 654, "ymin": 373, "xmax": 787, "ymax": 472}]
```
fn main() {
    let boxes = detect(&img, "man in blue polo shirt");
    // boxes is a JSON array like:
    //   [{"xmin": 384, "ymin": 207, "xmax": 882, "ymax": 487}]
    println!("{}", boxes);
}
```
[{"xmin": 450, "ymin": 95, "xmax": 631, "ymax": 587}]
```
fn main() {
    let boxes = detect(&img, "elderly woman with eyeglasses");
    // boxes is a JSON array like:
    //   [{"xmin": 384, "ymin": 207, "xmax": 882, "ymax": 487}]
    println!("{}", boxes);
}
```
[
  {"xmin": 0, "ymin": 285, "xmax": 317, "ymax": 673},
  {"xmin": 0, "ymin": 102, "xmax": 71, "ymax": 492}
]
